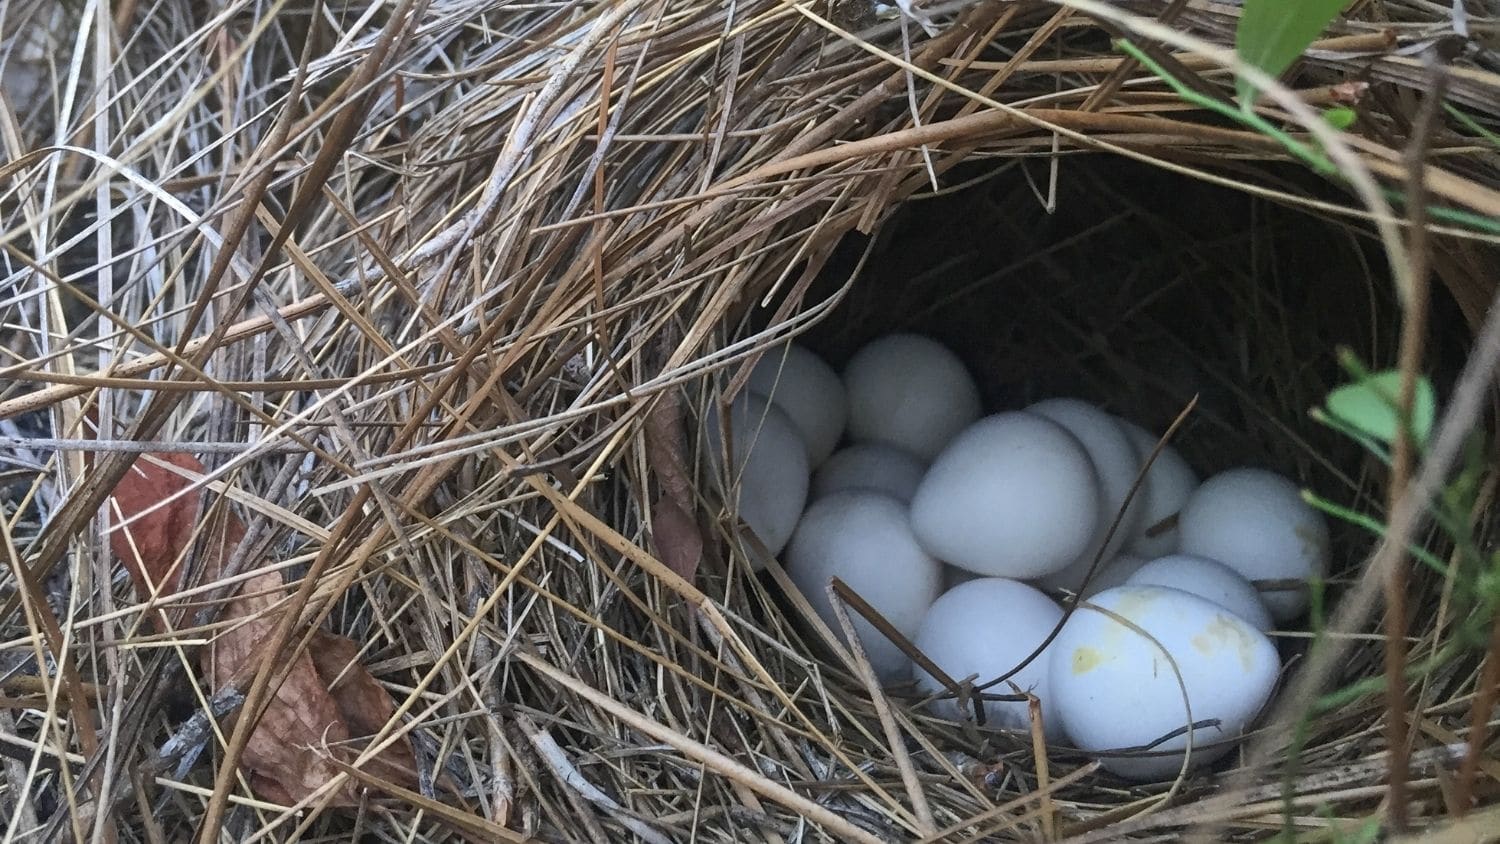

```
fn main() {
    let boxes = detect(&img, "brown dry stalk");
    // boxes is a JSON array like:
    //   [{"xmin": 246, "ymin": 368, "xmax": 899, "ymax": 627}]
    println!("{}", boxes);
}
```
[
  {"xmin": 1381, "ymin": 61, "xmax": 1448, "ymax": 832},
  {"xmin": 826, "ymin": 580, "xmax": 935, "ymax": 836},
  {"xmin": 0, "ymin": 2, "xmax": 319, "ymax": 640},
  {"xmin": 1454, "ymin": 615, "xmax": 1500, "ymax": 812},
  {"xmin": 923, "ymin": 761, "xmax": 1102, "ymax": 843},
  {"xmin": 0, "ymin": 507, "xmax": 99, "ymax": 842},
  {"xmin": 192, "ymin": 2, "xmax": 430, "ymax": 837}
]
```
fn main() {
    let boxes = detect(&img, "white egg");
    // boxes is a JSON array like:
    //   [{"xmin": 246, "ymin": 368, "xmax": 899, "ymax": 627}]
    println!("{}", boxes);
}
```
[
  {"xmin": 1178, "ymin": 468, "xmax": 1330, "ymax": 622},
  {"xmin": 747, "ymin": 343, "xmax": 848, "ymax": 466},
  {"xmin": 910, "ymin": 413, "xmax": 1099, "ymax": 579},
  {"xmin": 1027, "ymin": 399, "xmax": 1146, "ymax": 566},
  {"xmin": 786, "ymin": 491, "xmax": 943, "ymax": 682},
  {"xmin": 913, "ymin": 578, "xmax": 1065, "ymax": 738},
  {"xmin": 1126, "ymin": 554, "xmax": 1273, "ymax": 632},
  {"xmin": 1050, "ymin": 585, "xmax": 1281, "ymax": 781},
  {"xmin": 703, "ymin": 393, "xmax": 810, "ymax": 562},
  {"xmin": 842, "ymin": 334, "xmax": 982, "ymax": 461},
  {"xmin": 1032, "ymin": 552, "xmax": 1149, "ymax": 598},
  {"xmin": 812, "ymin": 443, "xmax": 927, "ymax": 504},
  {"xmin": 1117, "ymin": 420, "xmax": 1200, "ymax": 558}
]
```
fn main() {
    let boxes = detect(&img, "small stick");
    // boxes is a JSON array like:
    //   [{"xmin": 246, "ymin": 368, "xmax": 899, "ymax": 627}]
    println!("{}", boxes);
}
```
[
  {"xmin": 1453, "ymin": 612, "xmax": 1500, "ymax": 812},
  {"xmin": 1381, "ymin": 57, "xmax": 1448, "ymax": 832},
  {"xmin": 516, "ymin": 712, "xmax": 672, "ymax": 844},
  {"xmin": 828, "ymin": 578, "xmax": 1005, "ymax": 726},
  {"xmin": 1029, "ymin": 695, "xmax": 1055, "ymax": 841},
  {"xmin": 921, "ymin": 761, "xmax": 1101, "ymax": 844},
  {"xmin": 826, "ymin": 578, "xmax": 936, "ymax": 836}
]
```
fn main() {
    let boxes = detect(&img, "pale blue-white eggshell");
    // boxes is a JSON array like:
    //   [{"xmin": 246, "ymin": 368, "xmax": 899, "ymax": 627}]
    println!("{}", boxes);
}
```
[
  {"xmin": 910, "ymin": 412, "xmax": 1099, "ymax": 579},
  {"xmin": 913, "ymin": 578, "xmax": 1065, "ymax": 739},
  {"xmin": 1178, "ymin": 467, "xmax": 1329, "ymax": 622},
  {"xmin": 1028, "ymin": 399, "xmax": 1147, "ymax": 567},
  {"xmin": 1117, "ymin": 420, "xmax": 1199, "ymax": 559},
  {"xmin": 842, "ymin": 334, "xmax": 981, "ymax": 461},
  {"xmin": 1049, "ymin": 585, "xmax": 1280, "ymax": 781},
  {"xmin": 1032, "ymin": 552, "xmax": 1149, "ymax": 598},
  {"xmin": 812, "ymin": 443, "xmax": 927, "ymax": 504},
  {"xmin": 1126, "ymin": 554, "xmax": 1273, "ymax": 632},
  {"xmin": 787, "ymin": 491, "xmax": 942, "ymax": 683},
  {"xmin": 747, "ymin": 343, "xmax": 847, "ymax": 466},
  {"xmin": 703, "ymin": 393, "xmax": 810, "ymax": 563}
]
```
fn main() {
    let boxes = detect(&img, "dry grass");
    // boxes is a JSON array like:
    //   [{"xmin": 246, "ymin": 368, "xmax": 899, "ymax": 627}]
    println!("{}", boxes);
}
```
[{"xmin": 1, "ymin": 0, "xmax": 1498, "ymax": 840}]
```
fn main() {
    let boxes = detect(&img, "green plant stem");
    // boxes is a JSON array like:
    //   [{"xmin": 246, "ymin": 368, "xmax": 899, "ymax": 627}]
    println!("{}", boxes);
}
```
[
  {"xmin": 1118, "ymin": 39, "xmax": 1335, "ymax": 173},
  {"xmin": 1444, "ymin": 104, "xmax": 1500, "ymax": 148},
  {"xmin": 1116, "ymin": 40, "xmax": 1500, "ymax": 238},
  {"xmin": 1301, "ymin": 492, "xmax": 1449, "ymax": 575}
]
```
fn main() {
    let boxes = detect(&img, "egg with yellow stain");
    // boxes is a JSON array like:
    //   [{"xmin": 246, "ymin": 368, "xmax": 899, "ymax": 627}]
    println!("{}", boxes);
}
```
[
  {"xmin": 1048, "ymin": 585, "xmax": 1281, "ymax": 781},
  {"xmin": 1126, "ymin": 554, "xmax": 1273, "ymax": 632}
]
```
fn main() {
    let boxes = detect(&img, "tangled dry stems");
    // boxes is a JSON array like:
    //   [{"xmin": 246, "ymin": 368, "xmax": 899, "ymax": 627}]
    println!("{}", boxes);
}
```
[{"xmin": 1, "ymin": 0, "xmax": 1499, "ymax": 840}]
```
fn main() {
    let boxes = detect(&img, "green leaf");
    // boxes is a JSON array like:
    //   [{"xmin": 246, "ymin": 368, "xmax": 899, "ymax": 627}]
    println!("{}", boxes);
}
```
[
  {"xmin": 1322, "ymin": 106, "xmax": 1356, "ymax": 130},
  {"xmin": 1324, "ymin": 370, "xmax": 1436, "ymax": 448},
  {"xmin": 1235, "ymin": 0, "xmax": 1350, "ymax": 108}
]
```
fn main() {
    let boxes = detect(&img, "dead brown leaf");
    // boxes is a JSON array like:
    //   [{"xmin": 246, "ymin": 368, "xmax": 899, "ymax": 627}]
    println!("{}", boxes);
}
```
[
  {"xmin": 643, "ymin": 390, "xmax": 694, "ymax": 507},
  {"xmin": 643, "ymin": 391, "xmax": 703, "ymax": 581},
  {"xmin": 106, "ymin": 452, "xmax": 204, "ymax": 600},
  {"xmin": 106, "ymin": 452, "xmax": 419, "ymax": 807},
  {"xmin": 308, "ymin": 630, "xmax": 424, "ymax": 794},
  {"xmin": 649, "ymin": 498, "xmax": 704, "ymax": 583}
]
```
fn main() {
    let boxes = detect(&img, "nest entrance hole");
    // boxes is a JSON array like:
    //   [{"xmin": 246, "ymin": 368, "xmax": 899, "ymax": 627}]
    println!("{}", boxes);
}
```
[
  {"xmin": 723, "ymin": 152, "xmax": 1479, "ymax": 750},
  {"xmin": 778, "ymin": 154, "xmax": 1473, "ymax": 505}
]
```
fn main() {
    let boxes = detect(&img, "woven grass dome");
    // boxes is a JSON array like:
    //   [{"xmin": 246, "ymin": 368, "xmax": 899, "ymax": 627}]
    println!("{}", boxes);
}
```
[{"xmin": 3, "ymin": 0, "xmax": 1500, "ymax": 841}]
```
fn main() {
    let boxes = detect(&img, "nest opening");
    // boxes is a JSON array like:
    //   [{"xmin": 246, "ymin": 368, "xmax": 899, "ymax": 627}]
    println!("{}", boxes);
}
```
[{"xmin": 709, "ymin": 150, "xmax": 1480, "ymax": 778}]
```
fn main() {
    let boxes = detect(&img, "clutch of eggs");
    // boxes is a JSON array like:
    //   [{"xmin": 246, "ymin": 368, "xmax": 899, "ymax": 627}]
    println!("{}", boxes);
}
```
[{"xmin": 707, "ymin": 334, "xmax": 1331, "ymax": 781}]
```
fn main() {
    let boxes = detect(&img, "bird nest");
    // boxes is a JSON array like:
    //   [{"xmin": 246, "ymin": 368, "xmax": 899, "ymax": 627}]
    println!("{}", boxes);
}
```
[{"xmin": 2, "ymin": 0, "xmax": 1499, "ymax": 841}]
